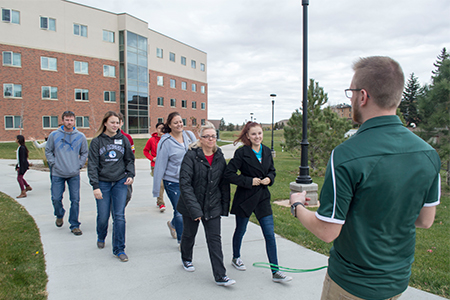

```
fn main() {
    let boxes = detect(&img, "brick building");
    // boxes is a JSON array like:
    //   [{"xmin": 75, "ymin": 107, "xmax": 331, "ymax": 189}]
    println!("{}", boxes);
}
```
[
  {"xmin": 1, "ymin": 0, "xmax": 207, "ymax": 142},
  {"xmin": 330, "ymin": 103, "xmax": 352, "ymax": 120}
]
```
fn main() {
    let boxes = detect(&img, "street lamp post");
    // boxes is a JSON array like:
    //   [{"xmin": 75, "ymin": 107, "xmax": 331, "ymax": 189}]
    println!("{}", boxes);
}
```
[
  {"xmin": 270, "ymin": 94, "xmax": 276, "ymax": 156},
  {"xmin": 296, "ymin": 0, "xmax": 312, "ymax": 184},
  {"xmin": 289, "ymin": 0, "xmax": 318, "ymax": 206},
  {"xmin": 250, "ymin": 113, "xmax": 254, "ymax": 122}
]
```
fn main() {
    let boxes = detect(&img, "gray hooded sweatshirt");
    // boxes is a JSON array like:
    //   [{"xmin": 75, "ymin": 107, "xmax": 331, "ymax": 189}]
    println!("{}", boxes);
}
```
[
  {"xmin": 45, "ymin": 126, "xmax": 88, "ymax": 178},
  {"xmin": 152, "ymin": 130, "xmax": 196, "ymax": 197}
]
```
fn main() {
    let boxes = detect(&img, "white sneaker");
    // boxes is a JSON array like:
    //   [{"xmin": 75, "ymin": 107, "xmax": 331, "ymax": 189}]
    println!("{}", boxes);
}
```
[
  {"xmin": 231, "ymin": 257, "xmax": 246, "ymax": 271},
  {"xmin": 272, "ymin": 271, "xmax": 292, "ymax": 283},
  {"xmin": 216, "ymin": 276, "xmax": 236, "ymax": 286}
]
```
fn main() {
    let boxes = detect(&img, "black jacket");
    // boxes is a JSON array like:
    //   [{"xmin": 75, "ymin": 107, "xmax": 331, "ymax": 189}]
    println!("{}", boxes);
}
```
[
  {"xmin": 16, "ymin": 145, "xmax": 29, "ymax": 175},
  {"xmin": 177, "ymin": 147, "xmax": 230, "ymax": 221},
  {"xmin": 225, "ymin": 144, "xmax": 276, "ymax": 219},
  {"xmin": 87, "ymin": 131, "xmax": 135, "ymax": 190}
]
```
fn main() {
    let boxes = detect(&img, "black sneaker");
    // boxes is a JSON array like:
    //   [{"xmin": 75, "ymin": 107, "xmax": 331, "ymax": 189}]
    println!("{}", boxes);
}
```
[
  {"xmin": 216, "ymin": 276, "xmax": 236, "ymax": 286},
  {"xmin": 182, "ymin": 260, "xmax": 195, "ymax": 272}
]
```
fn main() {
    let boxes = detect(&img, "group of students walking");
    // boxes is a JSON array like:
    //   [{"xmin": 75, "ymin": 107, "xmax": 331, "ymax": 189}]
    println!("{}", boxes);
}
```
[
  {"xmin": 14, "ymin": 110, "xmax": 292, "ymax": 287},
  {"xmin": 151, "ymin": 112, "xmax": 292, "ymax": 286}
]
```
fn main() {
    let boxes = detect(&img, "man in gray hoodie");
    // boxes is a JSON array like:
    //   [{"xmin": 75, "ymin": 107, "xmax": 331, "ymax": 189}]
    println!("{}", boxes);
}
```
[{"xmin": 45, "ymin": 111, "xmax": 88, "ymax": 235}]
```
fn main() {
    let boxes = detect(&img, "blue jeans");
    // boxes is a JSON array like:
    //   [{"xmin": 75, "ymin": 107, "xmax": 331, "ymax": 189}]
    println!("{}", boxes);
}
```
[
  {"xmin": 163, "ymin": 180, "xmax": 183, "ymax": 242},
  {"xmin": 51, "ymin": 174, "xmax": 80, "ymax": 230},
  {"xmin": 232, "ymin": 214, "xmax": 279, "ymax": 272},
  {"xmin": 96, "ymin": 177, "xmax": 128, "ymax": 255}
]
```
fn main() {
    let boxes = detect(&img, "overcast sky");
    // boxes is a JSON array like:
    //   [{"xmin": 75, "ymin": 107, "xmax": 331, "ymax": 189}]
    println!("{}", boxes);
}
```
[{"xmin": 77, "ymin": 0, "xmax": 449, "ymax": 125}]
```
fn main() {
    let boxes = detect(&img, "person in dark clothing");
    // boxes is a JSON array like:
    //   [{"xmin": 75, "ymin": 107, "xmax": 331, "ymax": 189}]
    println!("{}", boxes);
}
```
[
  {"xmin": 177, "ymin": 122, "xmax": 235, "ymax": 286},
  {"xmin": 88, "ymin": 111, "xmax": 135, "ymax": 262},
  {"xmin": 15, "ymin": 135, "xmax": 31, "ymax": 198},
  {"xmin": 225, "ymin": 121, "xmax": 292, "ymax": 283}
]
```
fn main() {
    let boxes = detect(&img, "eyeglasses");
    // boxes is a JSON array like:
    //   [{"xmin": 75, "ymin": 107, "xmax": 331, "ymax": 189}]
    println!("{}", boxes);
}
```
[
  {"xmin": 201, "ymin": 135, "xmax": 217, "ymax": 140},
  {"xmin": 344, "ymin": 89, "xmax": 370, "ymax": 99},
  {"xmin": 63, "ymin": 110, "xmax": 75, "ymax": 115}
]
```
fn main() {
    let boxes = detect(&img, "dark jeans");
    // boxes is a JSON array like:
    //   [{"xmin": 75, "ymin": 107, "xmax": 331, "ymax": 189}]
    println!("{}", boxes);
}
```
[
  {"xmin": 96, "ymin": 177, "xmax": 128, "ymax": 255},
  {"xmin": 232, "ymin": 214, "xmax": 279, "ymax": 272},
  {"xmin": 51, "ymin": 174, "xmax": 81, "ymax": 230},
  {"xmin": 181, "ymin": 216, "xmax": 226, "ymax": 281},
  {"xmin": 163, "ymin": 180, "xmax": 183, "ymax": 242}
]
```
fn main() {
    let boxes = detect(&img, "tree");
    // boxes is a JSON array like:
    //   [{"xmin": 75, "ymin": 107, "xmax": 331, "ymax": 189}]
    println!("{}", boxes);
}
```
[
  {"xmin": 399, "ymin": 73, "xmax": 421, "ymax": 126},
  {"xmin": 432, "ymin": 47, "xmax": 449, "ymax": 79},
  {"xmin": 219, "ymin": 118, "xmax": 226, "ymax": 131},
  {"xmin": 226, "ymin": 123, "xmax": 235, "ymax": 131},
  {"xmin": 284, "ymin": 79, "xmax": 352, "ymax": 174},
  {"xmin": 417, "ymin": 49, "xmax": 450, "ymax": 185}
]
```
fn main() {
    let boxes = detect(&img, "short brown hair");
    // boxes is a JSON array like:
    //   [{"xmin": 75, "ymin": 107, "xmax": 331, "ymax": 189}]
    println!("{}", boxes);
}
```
[
  {"xmin": 352, "ymin": 56, "xmax": 404, "ymax": 109},
  {"xmin": 61, "ymin": 110, "xmax": 75, "ymax": 120}
]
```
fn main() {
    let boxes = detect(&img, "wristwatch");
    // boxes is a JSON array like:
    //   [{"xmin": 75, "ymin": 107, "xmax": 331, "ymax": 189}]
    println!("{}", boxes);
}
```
[{"xmin": 291, "ymin": 202, "xmax": 305, "ymax": 217}]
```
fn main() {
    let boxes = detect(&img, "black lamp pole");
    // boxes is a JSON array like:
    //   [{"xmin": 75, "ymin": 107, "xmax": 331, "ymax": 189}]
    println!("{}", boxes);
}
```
[
  {"xmin": 270, "ymin": 94, "xmax": 276, "ymax": 152},
  {"xmin": 296, "ymin": 0, "xmax": 312, "ymax": 184}
]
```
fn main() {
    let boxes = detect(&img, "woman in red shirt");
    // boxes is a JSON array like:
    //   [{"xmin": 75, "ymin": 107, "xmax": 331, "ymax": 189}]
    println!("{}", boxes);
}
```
[{"xmin": 143, "ymin": 122, "xmax": 166, "ymax": 212}]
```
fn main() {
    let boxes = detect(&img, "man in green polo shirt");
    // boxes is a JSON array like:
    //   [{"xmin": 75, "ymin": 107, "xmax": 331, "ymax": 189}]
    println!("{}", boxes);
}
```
[{"xmin": 290, "ymin": 56, "xmax": 441, "ymax": 300}]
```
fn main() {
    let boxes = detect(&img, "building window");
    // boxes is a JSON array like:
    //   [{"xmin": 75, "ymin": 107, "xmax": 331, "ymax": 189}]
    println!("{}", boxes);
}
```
[
  {"xmin": 75, "ymin": 89, "xmax": 89, "ymax": 101},
  {"xmin": 104, "ymin": 91, "xmax": 116, "ymax": 102},
  {"xmin": 2, "ymin": 51, "xmax": 21, "ymax": 67},
  {"xmin": 103, "ymin": 30, "xmax": 114, "ymax": 43},
  {"xmin": 200, "ymin": 63, "xmax": 205, "ymax": 72},
  {"xmin": 40, "ymin": 17, "xmax": 56, "ymax": 31},
  {"xmin": 201, "ymin": 86, "xmax": 205, "ymax": 94},
  {"xmin": 5, "ymin": 115, "xmax": 22, "ymax": 129},
  {"xmin": 73, "ymin": 23, "xmax": 87, "ymax": 37},
  {"xmin": 192, "ymin": 101, "xmax": 197, "ymax": 109},
  {"xmin": 170, "ymin": 52, "xmax": 175, "ymax": 62},
  {"xmin": 181, "ymin": 100, "xmax": 187, "ymax": 108},
  {"xmin": 170, "ymin": 98, "xmax": 176, "ymax": 107},
  {"xmin": 157, "ymin": 118, "xmax": 164, "ymax": 123},
  {"xmin": 192, "ymin": 118, "xmax": 197, "ymax": 126},
  {"xmin": 201, "ymin": 102, "xmax": 206, "ymax": 110},
  {"xmin": 156, "ymin": 48, "xmax": 163, "ymax": 58},
  {"xmin": 191, "ymin": 60, "xmax": 196, "ymax": 69},
  {"xmin": 76, "ymin": 116, "xmax": 89, "ymax": 128},
  {"xmin": 74, "ymin": 61, "xmax": 88, "ymax": 74},
  {"xmin": 42, "ymin": 116, "xmax": 58, "ymax": 129},
  {"xmin": 41, "ymin": 57, "xmax": 57, "ymax": 71},
  {"xmin": 170, "ymin": 79, "xmax": 176, "ymax": 88},
  {"xmin": 3, "ymin": 84, "xmax": 22, "ymax": 98},
  {"xmin": 181, "ymin": 56, "xmax": 186, "ymax": 66},
  {"xmin": 2, "ymin": 9, "xmax": 20, "ymax": 24},
  {"xmin": 157, "ymin": 76, "xmax": 164, "ymax": 86},
  {"xmin": 192, "ymin": 84, "xmax": 197, "ymax": 92},
  {"xmin": 103, "ymin": 65, "xmax": 116, "ymax": 77},
  {"xmin": 42, "ymin": 86, "xmax": 58, "ymax": 100},
  {"xmin": 181, "ymin": 81, "xmax": 187, "ymax": 90},
  {"xmin": 157, "ymin": 97, "xmax": 164, "ymax": 106},
  {"xmin": 182, "ymin": 118, "xmax": 186, "ymax": 126},
  {"xmin": 201, "ymin": 119, "xmax": 205, "ymax": 126}
]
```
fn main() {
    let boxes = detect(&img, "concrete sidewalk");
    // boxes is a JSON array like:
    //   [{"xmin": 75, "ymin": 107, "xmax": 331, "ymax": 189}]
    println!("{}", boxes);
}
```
[{"xmin": 0, "ymin": 157, "xmax": 444, "ymax": 300}]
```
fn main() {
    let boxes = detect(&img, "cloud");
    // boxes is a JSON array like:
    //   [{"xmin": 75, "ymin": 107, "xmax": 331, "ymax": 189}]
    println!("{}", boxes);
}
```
[{"xmin": 77, "ymin": 0, "xmax": 449, "ymax": 124}]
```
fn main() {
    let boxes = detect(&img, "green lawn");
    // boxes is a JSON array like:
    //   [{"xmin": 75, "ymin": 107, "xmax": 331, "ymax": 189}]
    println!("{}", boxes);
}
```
[
  {"xmin": 0, "ymin": 192, "xmax": 47, "ymax": 300},
  {"xmin": 0, "ymin": 130, "xmax": 448, "ymax": 298}
]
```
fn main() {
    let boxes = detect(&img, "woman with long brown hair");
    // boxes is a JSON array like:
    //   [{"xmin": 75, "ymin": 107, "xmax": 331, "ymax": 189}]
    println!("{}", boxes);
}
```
[
  {"xmin": 152, "ymin": 112, "xmax": 196, "ymax": 246},
  {"xmin": 225, "ymin": 121, "xmax": 292, "ymax": 283},
  {"xmin": 15, "ymin": 135, "xmax": 31, "ymax": 198},
  {"xmin": 88, "ymin": 111, "xmax": 135, "ymax": 262}
]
